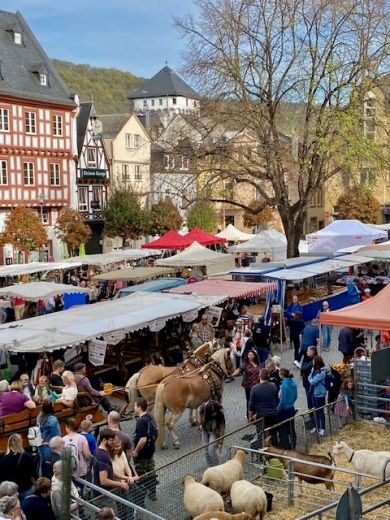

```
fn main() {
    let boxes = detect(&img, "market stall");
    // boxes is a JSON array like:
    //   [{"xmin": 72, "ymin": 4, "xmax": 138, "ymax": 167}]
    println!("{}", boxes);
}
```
[
  {"xmin": 167, "ymin": 279, "xmax": 277, "ymax": 298},
  {"xmin": 215, "ymin": 224, "xmax": 254, "ymax": 242},
  {"xmin": 0, "ymin": 281, "xmax": 89, "ymax": 301},
  {"xmin": 0, "ymin": 261, "xmax": 81, "ymax": 278},
  {"xmin": 92, "ymin": 266, "xmax": 175, "ymax": 283},
  {"xmin": 228, "ymin": 229, "xmax": 287, "ymax": 261},
  {"xmin": 307, "ymin": 220, "xmax": 387, "ymax": 255},
  {"xmin": 320, "ymin": 283, "xmax": 390, "ymax": 329},
  {"xmin": 117, "ymin": 277, "xmax": 186, "ymax": 297},
  {"xmin": 184, "ymin": 227, "xmax": 225, "ymax": 246},
  {"xmin": 156, "ymin": 241, "xmax": 235, "ymax": 276},
  {"xmin": 264, "ymin": 255, "xmax": 374, "ymax": 321},
  {"xmin": 0, "ymin": 292, "xmax": 223, "ymax": 353},
  {"xmin": 141, "ymin": 230, "xmax": 188, "ymax": 250},
  {"xmin": 61, "ymin": 249, "xmax": 160, "ymax": 265}
]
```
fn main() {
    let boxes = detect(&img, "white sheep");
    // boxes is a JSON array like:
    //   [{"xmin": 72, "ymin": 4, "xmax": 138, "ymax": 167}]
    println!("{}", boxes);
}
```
[
  {"xmin": 201, "ymin": 450, "xmax": 246, "ymax": 494},
  {"xmin": 230, "ymin": 480, "xmax": 267, "ymax": 520},
  {"xmin": 183, "ymin": 475, "xmax": 224, "ymax": 518},
  {"xmin": 332, "ymin": 441, "xmax": 390, "ymax": 480},
  {"xmin": 193, "ymin": 513, "xmax": 252, "ymax": 520}
]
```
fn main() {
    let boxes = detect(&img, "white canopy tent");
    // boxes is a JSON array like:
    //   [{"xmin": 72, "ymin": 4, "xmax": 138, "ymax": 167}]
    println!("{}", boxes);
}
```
[
  {"xmin": 0, "ymin": 292, "xmax": 224, "ymax": 353},
  {"xmin": 228, "ymin": 229, "xmax": 287, "ymax": 261},
  {"xmin": 307, "ymin": 220, "xmax": 386, "ymax": 255},
  {"xmin": 215, "ymin": 224, "xmax": 254, "ymax": 242},
  {"xmin": 0, "ymin": 282, "xmax": 89, "ymax": 301},
  {"xmin": 61, "ymin": 249, "xmax": 160, "ymax": 265},
  {"xmin": 156, "ymin": 242, "xmax": 236, "ymax": 275},
  {"xmin": 0, "ymin": 261, "xmax": 81, "ymax": 278}
]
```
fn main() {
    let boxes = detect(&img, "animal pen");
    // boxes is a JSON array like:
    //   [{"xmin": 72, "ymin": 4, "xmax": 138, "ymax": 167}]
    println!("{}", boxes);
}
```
[{"xmin": 67, "ymin": 402, "xmax": 388, "ymax": 520}]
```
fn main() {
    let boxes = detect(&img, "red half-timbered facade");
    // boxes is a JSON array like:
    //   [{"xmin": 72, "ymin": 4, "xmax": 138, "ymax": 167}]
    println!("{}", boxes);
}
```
[{"xmin": 0, "ymin": 10, "xmax": 77, "ymax": 263}]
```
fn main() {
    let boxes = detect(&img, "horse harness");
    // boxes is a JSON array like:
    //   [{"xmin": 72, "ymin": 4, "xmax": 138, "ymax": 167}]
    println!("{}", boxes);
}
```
[
  {"xmin": 178, "ymin": 354, "xmax": 206, "ymax": 375},
  {"xmin": 199, "ymin": 359, "xmax": 226, "ymax": 402}
]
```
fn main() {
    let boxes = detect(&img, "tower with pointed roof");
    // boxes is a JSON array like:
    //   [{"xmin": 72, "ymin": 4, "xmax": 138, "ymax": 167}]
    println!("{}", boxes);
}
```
[{"xmin": 129, "ymin": 65, "xmax": 199, "ymax": 128}]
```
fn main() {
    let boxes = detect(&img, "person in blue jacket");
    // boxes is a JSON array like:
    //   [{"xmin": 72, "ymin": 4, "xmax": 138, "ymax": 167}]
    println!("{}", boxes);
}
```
[
  {"xmin": 277, "ymin": 368, "xmax": 297, "ymax": 449},
  {"xmin": 284, "ymin": 295, "xmax": 303, "ymax": 325},
  {"xmin": 308, "ymin": 355, "xmax": 327, "ymax": 435}
]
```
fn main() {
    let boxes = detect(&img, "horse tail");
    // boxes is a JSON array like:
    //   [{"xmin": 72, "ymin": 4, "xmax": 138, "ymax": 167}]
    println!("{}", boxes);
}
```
[
  {"xmin": 153, "ymin": 382, "xmax": 166, "ymax": 449},
  {"xmin": 126, "ymin": 372, "xmax": 140, "ymax": 409}
]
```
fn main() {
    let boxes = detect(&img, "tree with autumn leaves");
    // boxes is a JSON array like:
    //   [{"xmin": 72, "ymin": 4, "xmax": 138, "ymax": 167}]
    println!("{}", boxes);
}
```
[
  {"xmin": 0, "ymin": 207, "xmax": 47, "ymax": 258},
  {"xmin": 55, "ymin": 208, "xmax": 92, "ymax": 257},
  {"xmin": 336, "ymin": 186, "xmax": 380, "ymax": 223},
  {"xmin": 148, "ymin": 197, "xmax": 183, "ymax": 235}
]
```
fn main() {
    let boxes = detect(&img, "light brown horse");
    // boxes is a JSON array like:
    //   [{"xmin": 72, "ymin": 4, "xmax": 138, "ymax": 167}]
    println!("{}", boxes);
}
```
[
  {"xmin": 153, "ymin": 348, "xmax": 232, "ymax": 449},
  {"xmin": 125, "ymin": 342, "xmax": 215, "ymax": 422}
]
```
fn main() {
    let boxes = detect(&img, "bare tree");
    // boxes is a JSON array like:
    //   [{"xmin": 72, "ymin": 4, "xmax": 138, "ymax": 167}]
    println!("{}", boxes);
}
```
[{"xmin": 175, "ymin": 0, "xmax": 390, "ymax": 256}]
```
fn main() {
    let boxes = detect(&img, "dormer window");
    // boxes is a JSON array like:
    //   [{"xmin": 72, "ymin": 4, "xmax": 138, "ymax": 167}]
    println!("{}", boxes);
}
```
[
  {"xmin": 14, "ymin": 32, "xmax": 22, "ymax": 45},
  {"xmin": 40, "ymin": 73, "xmax": 47, "ymax": 86}
]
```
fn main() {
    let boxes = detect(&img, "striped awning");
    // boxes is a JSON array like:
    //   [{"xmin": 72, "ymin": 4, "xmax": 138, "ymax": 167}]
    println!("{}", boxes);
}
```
[{"xmin": 167, "ymin": 279, "xmax": 277, "ymax": 299}]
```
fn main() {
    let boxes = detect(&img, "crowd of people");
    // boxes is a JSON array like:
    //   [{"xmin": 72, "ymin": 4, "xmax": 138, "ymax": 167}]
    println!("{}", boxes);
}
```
[{"xmin": 0, "ymin": 398, "xmax": 158, "ymax": 520}]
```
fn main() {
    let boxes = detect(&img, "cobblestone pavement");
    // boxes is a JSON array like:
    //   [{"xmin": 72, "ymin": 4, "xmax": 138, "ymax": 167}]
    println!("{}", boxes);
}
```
[{"xmin": 120, "ymin": 331, "xmax": 344, "ymax": 468}]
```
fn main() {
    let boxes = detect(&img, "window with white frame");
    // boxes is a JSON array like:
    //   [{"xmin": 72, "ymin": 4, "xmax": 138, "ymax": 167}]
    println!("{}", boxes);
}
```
[
  {"xmin": 52, "ymin": 115, "xmax": 63, "ymax": 136},
  {"xmin": 125, "ymin": 133, "xmax": 133, "ymax": 148},
  {"xmin": 39, "ymin": 207, "xmax": 49, "ymax": 224},
  {"xmin": 134, "ymin": 165, "xmax": 142, "ymax": 181},
  {"xmin": 151, "ymin": 100, "xmax": 155, "ymax": 107},
  {"xmin": 23, "ymin": 162, "xmax": 34, "ymax": 185},
  {"xmin": 172, "ymin": 97, "xmax": 177, "ymax": 105},
  {"xmin": 25, "ymin": 111, "xmax": 36, "ymax": 134},
  {"xmin": 134, "ymin": 134, "xmax": 140, "ymax": 148},
  {"xmin": 0, "ymin": 160, "xmax": 8, "ymax": 184},
  {"xmin": 0, "ymin": 108, "xmax": 9, "ymax": 132},
  {"xmin": 122, "ymin": 164, "xmax": 130, "ymax": 181},
  {"xmin": 143, "ymin": 100, "xmax": 147, "ymax": 107},
  {"xmin": 92, "ymin": 186, "xmax": 102, "ymax": 208},
  {"xmin": 40, "ymin": 73, "xmax": 47, "ymax": 86},
  {"xmin": 159, "ymin": 99, "xmax": 163, "ymax": 106},
  {"xmin": 86, "ymin": 147, "xmax": 97, "ymax": 167},
  {"xmin": 78, "ymin": 186, "xmax": 88, "ymax": 211},
  {"xmin": 14, "ymin": 32, "xmax": 22, "ymax": 45},
  {"xmin": 50, "ymin": 163, "xmax": 60, "ymax": 185}
]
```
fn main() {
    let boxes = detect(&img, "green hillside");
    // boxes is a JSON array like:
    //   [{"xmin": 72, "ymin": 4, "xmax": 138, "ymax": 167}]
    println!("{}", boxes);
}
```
[{"xmin": 53, "ymin": 59, "xmax": 146, "ymax": 114}]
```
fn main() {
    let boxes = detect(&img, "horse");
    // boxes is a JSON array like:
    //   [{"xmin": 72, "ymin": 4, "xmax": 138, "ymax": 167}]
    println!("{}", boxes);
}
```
[
  {"xmin": 125, "ymin": 342, "xmax": 215, "ymax": 421},
  {"xmin": 153, "ymin": 348, "xmax": 232, "ymax": 449}
]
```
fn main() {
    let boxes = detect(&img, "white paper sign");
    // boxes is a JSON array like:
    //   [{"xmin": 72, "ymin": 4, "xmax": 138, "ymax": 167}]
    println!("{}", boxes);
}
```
[
  {"xmin": 88, "ymin": 339, "xmax": 107, "ymax": 366},
  {"xmin": 102, "ymin": 330, "xmax": 126, "ymax": 345},
  {"xmin": 64, "ymin": 346, "xmax": 79, "ymax": 364},
  {"xmin": 207, "ymin": 306, "xmax": 223, "ymax": 327}
]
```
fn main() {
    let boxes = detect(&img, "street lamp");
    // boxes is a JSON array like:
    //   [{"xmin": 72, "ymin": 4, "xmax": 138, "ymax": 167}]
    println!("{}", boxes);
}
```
[{"xmin": 38, "ymin": 192, "xmax": 46, "ymax": 223}]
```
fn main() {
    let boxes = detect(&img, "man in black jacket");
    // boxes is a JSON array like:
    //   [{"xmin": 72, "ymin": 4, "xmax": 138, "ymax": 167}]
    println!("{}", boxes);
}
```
[
  {"xmin": 249, "ymin": 369, "xmax": 279, "ymax": 446},
  {"xmin": 300, "ymin": 346, "xmax": 318, "ymax": 428}
]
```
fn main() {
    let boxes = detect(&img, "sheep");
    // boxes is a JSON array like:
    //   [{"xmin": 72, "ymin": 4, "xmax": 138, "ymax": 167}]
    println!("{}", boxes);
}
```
[
  {"xmin": 264, "ymin": 446, "xmax": 335, "ymax": 491},
  {"xmin": 332, "ymin": 441, "xmax": 390, "ymax": 480},
  {"xmin": 201, "ymin": 450, "xmax": 246, "ymax": 495},
  {"xmin": 193, "ymin": 513, "xmax": 252, "ymax": 520},
  {"xmin": 183, "ymin": 475, "xmax": 224, "ymax": 518},
  {"xmin": 230, "ymin": 480, "xmax": 267, "ymax": 520}
]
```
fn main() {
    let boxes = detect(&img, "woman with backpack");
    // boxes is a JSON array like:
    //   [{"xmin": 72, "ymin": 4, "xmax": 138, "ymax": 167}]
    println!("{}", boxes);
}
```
[
  {"xmin": 37, "ymin": 402, "xmax": 60, "ymax": 471},
  {"xmin": 308, "ymin": 355, "xmax": 327, "ymax": 436}
]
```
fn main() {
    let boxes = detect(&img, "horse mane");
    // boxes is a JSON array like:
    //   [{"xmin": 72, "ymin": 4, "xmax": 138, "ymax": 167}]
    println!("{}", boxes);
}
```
[
  {"xmin": 211, "ymin": 348, "xmax": 227, "ymax": 373},
  {"xmin": 193, "ymin": 341, "xmax": 214, "ymax": 358}
]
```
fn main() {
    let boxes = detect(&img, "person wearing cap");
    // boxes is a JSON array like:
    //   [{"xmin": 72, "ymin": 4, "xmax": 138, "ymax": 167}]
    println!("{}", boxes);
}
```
[
  {"xmin": 74, "ymin": 363, "xmax": 113, "ymax": 412},
  {"xmin": 361, "ymin": 288, "xmax": 373, "ymax": 302}
]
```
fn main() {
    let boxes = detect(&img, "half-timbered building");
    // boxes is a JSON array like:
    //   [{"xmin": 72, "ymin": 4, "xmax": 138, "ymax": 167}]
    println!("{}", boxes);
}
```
[
  {"xmin": 76, "ymin": 102, "xmax": 109, "ymax": 253},
  {"xmin": 0, "ymin": 10, "xmax": 77, "ymax": 263}
]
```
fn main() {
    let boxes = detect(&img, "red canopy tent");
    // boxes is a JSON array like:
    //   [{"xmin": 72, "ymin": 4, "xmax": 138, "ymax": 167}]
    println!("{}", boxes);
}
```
[
  {"xmin": 184, "ymin": 227, "xmax": 225, "ymax": 246},
  {"xmin": 141, "ymin": 230, "xmax": 189, "ymax": 250}
]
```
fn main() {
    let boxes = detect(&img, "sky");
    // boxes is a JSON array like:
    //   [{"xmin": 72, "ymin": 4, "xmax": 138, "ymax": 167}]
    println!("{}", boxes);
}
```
[{"xmin": 1, "ymin": 0, "xmax": 197, "ymax": 78}]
